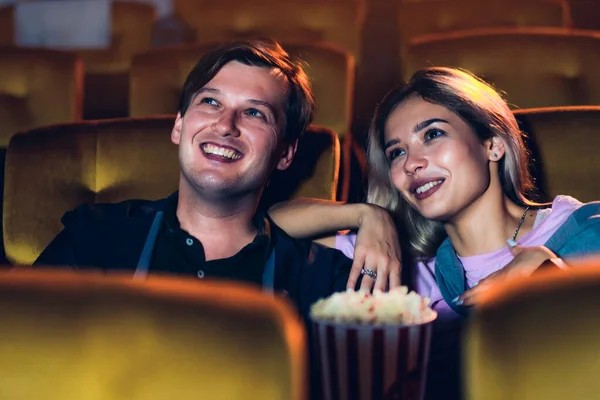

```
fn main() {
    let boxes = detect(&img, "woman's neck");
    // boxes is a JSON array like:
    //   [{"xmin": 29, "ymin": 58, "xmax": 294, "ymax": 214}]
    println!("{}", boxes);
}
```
[{"xmin": 443, "ymin": 190, "xmax": 535, "ymax": 257}]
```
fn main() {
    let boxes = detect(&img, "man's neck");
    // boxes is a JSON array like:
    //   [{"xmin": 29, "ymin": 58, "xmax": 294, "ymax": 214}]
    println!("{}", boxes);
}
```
[{"xmin": 176, "ymin": 187, "xmax": 260, "ymax": 261}]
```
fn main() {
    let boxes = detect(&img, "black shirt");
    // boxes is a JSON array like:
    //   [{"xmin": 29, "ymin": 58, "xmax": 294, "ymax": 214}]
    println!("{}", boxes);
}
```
[{"xmin": 150, "ymin": 193, "xmax": 272, "ymax": 287}]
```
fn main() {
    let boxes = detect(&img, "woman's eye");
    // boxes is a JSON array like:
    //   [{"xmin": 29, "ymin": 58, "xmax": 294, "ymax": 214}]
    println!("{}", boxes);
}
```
[
  {"xmin": 425, "ymin": 129, "xmax": 444, "ymax": 141},
  {"xmin": 246, "ymin": 108, "xmax": 265, "ymax": 119},
  {"xmin": 201, "ymin": 98, "xmax": 218, "ymax": 106},
  {"xmin": 387, "ymin": 147, "xmax": 405, "ymax": 161}
]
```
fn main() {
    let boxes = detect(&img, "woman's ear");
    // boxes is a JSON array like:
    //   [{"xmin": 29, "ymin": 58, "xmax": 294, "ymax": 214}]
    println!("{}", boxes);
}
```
[{"xmin": 487, "ymin": 136, "xmax": 506, "ymax": 162}]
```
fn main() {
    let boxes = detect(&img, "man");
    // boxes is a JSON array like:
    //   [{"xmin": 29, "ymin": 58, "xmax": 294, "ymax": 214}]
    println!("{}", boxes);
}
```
[
  {"xmin": 36, "ymin": 39, "xmax": 354, "ymax": 397},
  {"xmin": 36, "ymin": 39, "xmax": 353, "ymax": 310}
]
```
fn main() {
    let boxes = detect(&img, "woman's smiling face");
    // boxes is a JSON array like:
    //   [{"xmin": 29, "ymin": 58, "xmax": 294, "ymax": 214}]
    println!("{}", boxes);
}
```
[{"xmin": 384, "ymin": 95, "xmax": 493, "ymax": 222}]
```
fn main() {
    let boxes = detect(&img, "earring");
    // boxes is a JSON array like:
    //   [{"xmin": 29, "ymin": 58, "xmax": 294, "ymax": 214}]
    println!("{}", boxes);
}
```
[{"xmin": 493, "ymin": 153, "xmax": 498, "ymax": 159}]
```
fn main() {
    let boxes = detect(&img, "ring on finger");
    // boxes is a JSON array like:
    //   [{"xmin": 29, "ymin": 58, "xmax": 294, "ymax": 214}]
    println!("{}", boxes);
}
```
[{"xmin": 361, "ymin": 268, "xmax": 377, "ymax": 279}]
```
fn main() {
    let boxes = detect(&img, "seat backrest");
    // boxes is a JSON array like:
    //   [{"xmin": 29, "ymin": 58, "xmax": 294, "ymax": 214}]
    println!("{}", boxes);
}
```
[
  {"xmin": 0, "ymin": 46, "xmax": 83, "ymax": 147},
  {"xmin": 513, "ymin": 106, "xmax": 600, "ymax": 203},
  {"xmin": 130, "ymin": 41, "xmax": 354, "ymax": 138},
  {"xmin": 0, "ymin": 268, "xmax": 306, "ymax": 400},
  {"xmin": 568, "ymin": 0, "xmax": 600, "ymax": 30},
  {"xmin": 79, "ymin": 1, "xmax": 156, "ymax": 74},
  {"xmin": 399, "ymin": 0, "xmax": 567, "ymax": 44},
  {"xmin": 0, "ymin": 5, "xmax": 14, "ymax": 46},
  {"xmin": 172, "ymin": 0, "xmax": 366, "ymax": 58},
  {"xmin": 3, "ymin": 117, "xmax": 339, "ymax": 265},
  {"xmin": 404, "ymin": 27, "xmax": 600, "ymax": 109},
  {"xmin": 466, "ymin": 259, "xmax": 600, "ymax": 400}
]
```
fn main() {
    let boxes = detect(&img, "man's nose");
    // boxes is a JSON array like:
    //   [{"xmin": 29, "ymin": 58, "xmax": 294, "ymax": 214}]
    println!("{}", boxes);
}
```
[{"xmin": 212, "ymin": 110, "xmax": 240, "ymax": 137}]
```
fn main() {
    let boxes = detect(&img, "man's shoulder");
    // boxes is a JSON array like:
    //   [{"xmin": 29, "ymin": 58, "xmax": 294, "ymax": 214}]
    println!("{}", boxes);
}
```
[{"xmin": 61, "ymin": 197, "xmax": 167, "ymax": 229}]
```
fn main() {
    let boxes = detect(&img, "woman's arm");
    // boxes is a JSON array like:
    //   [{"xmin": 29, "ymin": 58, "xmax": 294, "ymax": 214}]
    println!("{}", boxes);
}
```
[
  {"xmin": 268, "ymin": 199, "xmax": 373, "ymax": 242},
  {"xmin": 269, "ymin": 198, "xmax": 402, "ymax": 291}
]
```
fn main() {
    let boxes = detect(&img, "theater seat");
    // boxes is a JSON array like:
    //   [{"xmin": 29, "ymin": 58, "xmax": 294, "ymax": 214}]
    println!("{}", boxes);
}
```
[
  {"xmin": 466, "ymin": 259, "xmax": 600, "ymax": 400},
  {"xmin": 0, "ymin": 269, "xmax": 306, "ymax": 400},
  {"xmin": 513, "ymin": 106, "xmax": 600, "ymax": 203},
  {"xmin": 80, "ymin": 1, "xmax": 156, "ymax": 119},
  {"xmin": 79, "ymin": 1, "xmax": 155, "ymax": 75},
  {"xmin": 130, "ymin": 41, "xmax": 354, "ymax": 139},
  {"xmin": 0, "ymin": 5, "xmax": 13, "ymax": 46},
  {"xmin": 172, "ymin": 0, "xmax": 366, "ymax": 58},
  {"xmin": 568, "ymin": 0, "xmax": 600, "ymax": 30},
  {"xmin": 398, "ymin": 0, "xmax": 567, "ymax": 45},
  {"xmin": 404, "ymin": 28, "xmax": 600, "ymax": 109},
  {"xmin": 3, "ymin": 117, "xmax": 339, "ymax": 265},
  {"xmin": 0, "ymin": 46, "xmax": 83, "ymax": 147}
]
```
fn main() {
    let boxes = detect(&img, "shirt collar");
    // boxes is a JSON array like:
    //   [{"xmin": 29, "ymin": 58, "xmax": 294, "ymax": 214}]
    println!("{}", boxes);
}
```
[{"xmin": 163, "ymin": 191, "xmax": 271, "ymax": 243}]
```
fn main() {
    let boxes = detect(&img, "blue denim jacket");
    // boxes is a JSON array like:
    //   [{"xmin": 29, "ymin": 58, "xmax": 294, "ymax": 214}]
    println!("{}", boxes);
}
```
[{"xmin": 435, "ymin": 202, "xmax": 600, "ymax": 316}]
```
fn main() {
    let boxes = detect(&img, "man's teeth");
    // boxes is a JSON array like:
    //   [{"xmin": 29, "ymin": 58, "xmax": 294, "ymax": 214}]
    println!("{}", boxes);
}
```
[
  {"xmin": 202, "ymin": 144, "xmax": 241, "ymax": 160},
  {"xmin": 416, "ymin": 180, "xmax": 443, "ymax": 194}
]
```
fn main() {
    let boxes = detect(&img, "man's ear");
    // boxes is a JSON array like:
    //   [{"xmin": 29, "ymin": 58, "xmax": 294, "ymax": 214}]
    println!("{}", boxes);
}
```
[
  {"xmin": 486, "ymin": 136, "xmax": 506, "ymax": 162},
  {"xmin": 171, "ymin": 113, "xmax": 183, "ymax": 145},
  {"xmin": 276, "ymin": 139, "xmax": 298, "ymax": 171}
]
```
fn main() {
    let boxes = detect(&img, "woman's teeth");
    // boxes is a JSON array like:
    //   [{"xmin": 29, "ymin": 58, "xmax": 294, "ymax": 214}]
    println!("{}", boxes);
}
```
[{"xmin": 416, "ymin": 180, "xmax": 442, "ymax": 194}]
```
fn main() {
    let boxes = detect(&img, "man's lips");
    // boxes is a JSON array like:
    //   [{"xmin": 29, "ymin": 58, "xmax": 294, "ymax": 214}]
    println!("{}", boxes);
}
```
[{"xmin": 200, "ymin": 142, "xmax": 243, "ymax": 161}]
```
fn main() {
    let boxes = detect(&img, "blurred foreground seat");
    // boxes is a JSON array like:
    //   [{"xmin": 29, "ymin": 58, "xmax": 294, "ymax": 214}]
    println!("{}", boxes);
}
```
[
  {"xmin": 466, "ymin": 258, "xmax": 600, "ymax": 400},
  {"xmin": 3, "ymin": 117, "xmax": 339, "ymax": 265},
  {"xmin": 0, "ymin": 268, "xmax": 306, "ymax": 400},
  {"xmin": 514, "ymin": 106, "xmax": 600, "ymax": 203}
]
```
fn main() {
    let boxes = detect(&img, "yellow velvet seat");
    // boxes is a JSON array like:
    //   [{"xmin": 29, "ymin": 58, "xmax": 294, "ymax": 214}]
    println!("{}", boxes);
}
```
[
  {"xmin": 129, "ymin": 42, "xmax": 354, "ymax": 139},
  {"xmin": 172, "ymin": 0, "xmax": 366, "ymax": 59},
  {"xmin": 3, "ymin": 117, "xmax": 340, "ymax": 265},
  {"xmin": 80, "ymin": 1, "xmax": 156, "ymax": 119},
  {"xmin": 404, "ymin": 27, "xmax": 600, "ymax": 109},
  {"xmin": 0, "ymin": 268, "xmax": 306, "ymax": 400},
  {"xmin": 466, "ymin": 259, "xmax": 600, "ymax": 400},
  {"xmin": 513, "ymin": 106, "xmax": 600, "ymax": 203},
  {"xmin": 0, "ymin": 5, "xmax": 13, "ymax": 46},
  {"xmin": 0, "ymin": 46, "xmax": 83, "ymax": 147},
  {"xmin": 398, "ymin": 0, "xmax": 567, "ymax": 47}
]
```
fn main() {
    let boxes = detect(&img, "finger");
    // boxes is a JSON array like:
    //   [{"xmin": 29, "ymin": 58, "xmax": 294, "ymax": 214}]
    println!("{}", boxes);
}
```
[
  {"xmin": 388, "ymin": 261, "xmax": 401, "ymax": 289},
  {"xmin": 347, "ymin": 250, "xmax": 367, "ymax": 290},
  {"xmin": 508, "ymin": 243, "xmax": 524, "ymax": 256},
  {"xmin": 359, "ymin": 259, "xmax": 377, "ymax": 292},
  {"xmin": 456, "ymin": 286, "xmax": 484, "ymax": 306},
  {"xmin": 373, "ymin": 259, "xmax": 388, "ymax": 292}
]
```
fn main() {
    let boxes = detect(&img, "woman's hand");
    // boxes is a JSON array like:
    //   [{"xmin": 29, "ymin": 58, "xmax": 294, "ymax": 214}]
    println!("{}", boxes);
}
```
[
  {"xmin": 347, "ymin": 205, "xmax": 402, "ymax": 292},
  {"xmin": 455, "ymin": 244, "xmax": 558, "ymax": 306}
]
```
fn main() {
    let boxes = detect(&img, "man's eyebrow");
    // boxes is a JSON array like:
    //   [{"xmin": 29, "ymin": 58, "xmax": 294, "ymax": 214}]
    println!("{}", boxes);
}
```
[
  {"xmin": 197, "ymin": 87, "xmax": 220, "ymax": 95},
  {"xmin": 414, "ymin": 118, "xmax": 449, "ymax": 132},
  {"xmin": 249, "ymin": 99, "xmax": 277, "ymax": 119}
]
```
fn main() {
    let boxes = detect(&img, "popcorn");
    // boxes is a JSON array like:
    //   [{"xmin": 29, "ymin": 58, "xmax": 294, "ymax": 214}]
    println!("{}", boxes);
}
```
[{"xmin": 310, "ymin": 286, "xmax": 435, "ymax": 325}]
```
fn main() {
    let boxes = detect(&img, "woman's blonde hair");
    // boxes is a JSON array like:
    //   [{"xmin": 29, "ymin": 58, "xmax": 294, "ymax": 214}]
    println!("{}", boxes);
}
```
[{"xmin": 367, "ymin": 67, "xmax": 535, "ymax": 258}]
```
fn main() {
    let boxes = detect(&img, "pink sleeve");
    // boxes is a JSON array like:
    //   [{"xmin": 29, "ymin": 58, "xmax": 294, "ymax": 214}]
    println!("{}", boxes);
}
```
[{"xmin": 335, "ymin": 233, "xmax": 356, "ymax": 260}]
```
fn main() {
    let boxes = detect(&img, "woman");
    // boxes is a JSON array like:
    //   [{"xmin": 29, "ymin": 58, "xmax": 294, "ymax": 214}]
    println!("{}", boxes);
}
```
[{"xmin": 270, "ymin": 67, "xmax": 600, "ymax": 317}]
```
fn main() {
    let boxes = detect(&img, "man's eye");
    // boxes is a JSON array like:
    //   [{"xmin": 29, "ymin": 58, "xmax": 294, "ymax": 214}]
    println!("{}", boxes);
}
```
[
  {"xmin": 201, "ymin": 98, "xmax": 218, "ymax": 106},
  {"xmin": 246, "ymin": 108, "xmax": 265, "ymax": 119},
  {"xmin": 425, "ymin": 129, "xmax": 444, "ymax": 141},
  {"xmin": 387, "ymin": 148, "xmax": 405, "ymax": 161}
]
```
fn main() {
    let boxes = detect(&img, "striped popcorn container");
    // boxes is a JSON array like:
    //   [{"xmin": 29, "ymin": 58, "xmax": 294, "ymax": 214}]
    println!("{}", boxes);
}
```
[{"xmin": 312, "ymin": 316, "xmax": 436, "ymax": 400}]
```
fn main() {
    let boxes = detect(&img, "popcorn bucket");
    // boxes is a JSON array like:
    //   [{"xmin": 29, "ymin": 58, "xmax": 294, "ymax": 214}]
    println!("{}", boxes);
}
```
[{"xmin": 312, "ymin": 316, "xmax": 436, "ymax": 400}]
